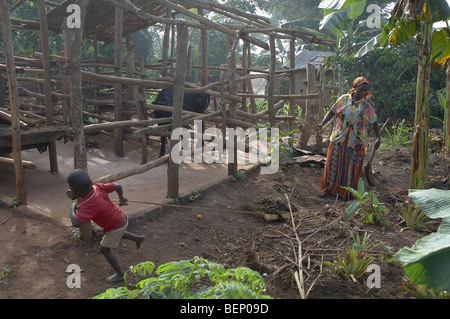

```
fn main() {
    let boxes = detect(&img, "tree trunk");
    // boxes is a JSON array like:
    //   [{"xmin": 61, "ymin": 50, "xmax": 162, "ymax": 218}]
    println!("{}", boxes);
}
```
[{"xmin": 410, "ymin": 20, "xmax": 432, "ymax": 189}]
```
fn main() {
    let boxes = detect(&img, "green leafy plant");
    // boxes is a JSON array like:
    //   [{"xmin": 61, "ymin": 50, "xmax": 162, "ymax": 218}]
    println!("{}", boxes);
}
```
[
  {"xmin": 325, "ymin": 247, "xmax": 374, "ymax": 283},
  {"xmin": 351, "ymin": 231, "xmax": 382, "ymax": 251},
  {"xmin": 231, "ymin": 170, "xmax": 246, "ymax": 182},
  {"xmin": 395, "ymin": 189, "xmax": 450, "ymax": 291},
  {"xmin": 402, "ymin": 278, "xmax": 450, "ymax": 299},
  {"xmin": 381, "ymin": 119, "xmax": 413, "ymax": 148},
  {"xmin": 0, "ymin": 266, "xmax": 15, "ymax": 285},
  {"xmin": 277, "ymin": 102, "xmax": 302, "ymax": 119},
  {"xmin": 93, "ymin": 257, "xmax": 272, "ymax": 299},
  {"xmin": 342, "ymin": 178, "xmax": 389, "ymax": 227},
  {"xmin": 399, "ymin": 200, "xmax": 430, "ymax": 232},
  {"xmin": 9, "ymin": 197, "xmax": 20, "ymax": 210}
]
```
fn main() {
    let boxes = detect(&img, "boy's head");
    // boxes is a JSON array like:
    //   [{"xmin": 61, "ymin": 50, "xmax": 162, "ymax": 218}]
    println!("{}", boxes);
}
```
[{"xmin": 67, "ymin": 169, "xmax": 92, "ymax": 198}]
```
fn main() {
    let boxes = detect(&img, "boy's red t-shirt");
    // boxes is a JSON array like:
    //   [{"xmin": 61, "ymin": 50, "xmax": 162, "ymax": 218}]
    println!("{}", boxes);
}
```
[{"xmin": 75, "ymin": 183, "xmax": 126, "ymax": 233}]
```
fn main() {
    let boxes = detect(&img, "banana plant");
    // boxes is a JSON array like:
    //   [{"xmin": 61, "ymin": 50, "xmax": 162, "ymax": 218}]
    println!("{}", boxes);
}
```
[
  {"xmin": 395, "ymin": 189, "xmax": 450, "ymax": 291},
  {"xmin": 431, "ymin": 26, "xmax": 450, "ymax": 155},
  {"xmin": 376, "ymin": 0, "xmax": 450, "ymax": 189},
  {"xmin": 318, "ymin": 0, "xmax": 386, "ymax": 56}
]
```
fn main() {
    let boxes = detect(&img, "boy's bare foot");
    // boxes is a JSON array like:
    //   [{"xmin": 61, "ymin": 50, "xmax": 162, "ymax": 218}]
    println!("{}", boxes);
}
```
[
  {"xmin": 106, "ymin": 273, "xmax": 124, "ymax": 283},
  {"xmin": 136, "ymin": 235, "xmax": 145, "ymax": 250}
]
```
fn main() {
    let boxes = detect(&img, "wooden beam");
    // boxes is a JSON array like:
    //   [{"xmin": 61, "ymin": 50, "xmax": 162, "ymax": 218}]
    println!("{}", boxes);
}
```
[{"xmin": 0, "ymin": 156, "xmax": 36, "ymax": 169}]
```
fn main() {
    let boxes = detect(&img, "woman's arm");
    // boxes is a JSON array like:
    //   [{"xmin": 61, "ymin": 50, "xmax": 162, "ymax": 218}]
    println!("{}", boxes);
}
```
[
  {"xmin": 372, "ymin": 121, "xmax": 381, "ymax": 150},
  {"xmin": 319, "ymin": 109, "xmax": 335, "ymax": 129}
]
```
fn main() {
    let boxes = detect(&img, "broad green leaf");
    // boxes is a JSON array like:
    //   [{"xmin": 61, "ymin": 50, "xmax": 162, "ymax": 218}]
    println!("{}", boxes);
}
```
[
  {"xmin": 341, "ymin": 186, "xmax": 363, "ymax": 199},
  {"xmin": 409, "ymin": 189, "xmax": 450, "ymax": 219},
  {"xmin": 354, "ymin": 34, "xmax": 380, "ymax": 57},
  {"xmin": 320, "ymin": 6, "xmax": 352, "ymax": 30},
  {"xmin": 345, "ymin": 200, "xmax": 360, "ymax": 218},
  {"xmin": 395, "ymin": 189, "xmax": 450, "ymax": 291},
  {"xmin": 431, "ymin": 28, "xmax": 450, "ymax": 67},
  {"xmin": 427, "ymin": 0, "xmax": 450, "ymax": 23},
  {"xmin": 346, "ymin": 0, "xmax": 366, "ymax": 20},
  {"xmin": 436, "ymin": 90, "xmax": 447, "ymax": 110},
  {"xmin": 319, "ymin": 0, "xmax": 348, "ymax": 10},
  {"xmin": 319, "ymin": 1, "xmax": 366, "ymax": 30},
  {"xmin": 395, "ymin": 219, "xmax": 450, "ymax": 291},
  {"xmin": 357, "ymin": 177, "xmax": 364, "ymax": 195}
]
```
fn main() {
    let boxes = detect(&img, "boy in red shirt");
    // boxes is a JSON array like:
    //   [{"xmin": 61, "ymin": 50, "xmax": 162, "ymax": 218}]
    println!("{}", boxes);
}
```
[{"xmin": 67, "ymin": 169, "xmax": 145, "ymax": 283}]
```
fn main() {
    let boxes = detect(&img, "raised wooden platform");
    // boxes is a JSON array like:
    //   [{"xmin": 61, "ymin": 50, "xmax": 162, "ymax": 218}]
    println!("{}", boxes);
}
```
[{"xmin": 0, "ymin": 125, "xmax": 67, "ymax": 153}]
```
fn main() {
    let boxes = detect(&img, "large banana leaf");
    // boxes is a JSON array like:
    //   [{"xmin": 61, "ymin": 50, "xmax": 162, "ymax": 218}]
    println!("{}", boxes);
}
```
[
  {"xmin": 354, "ymin": 34, "xmax": 380, "ymax": 57},
  {"xmin": 427, "ymin": 0, "xmax": 450, "ymax": 23},
  {"xmin": 379, "ymin": 15, "xmax": 419, "ymax": 47},
  {"xmin": 394, "ymin": 189, "xmax": 450, "ymax": 291},
  {"xmin": 408, "ymin": 189, "xmax": 450, "ymax": 219},
  {"xmin": 431, "ymin": 28, "xmax": 450, "ymax": 67},
  {"xmin": 319, "ymin": 0, "xmax": 367, "ymax": 30}
]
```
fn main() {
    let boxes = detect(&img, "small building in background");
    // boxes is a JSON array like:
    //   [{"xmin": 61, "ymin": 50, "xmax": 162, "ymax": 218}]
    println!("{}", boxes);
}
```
[{"xmin": 285, "ymin": 50, "xmax": 334, "ymax": 110}]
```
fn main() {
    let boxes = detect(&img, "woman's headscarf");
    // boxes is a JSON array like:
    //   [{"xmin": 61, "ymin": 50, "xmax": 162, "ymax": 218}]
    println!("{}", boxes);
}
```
[{"xmin": 348, "ymin": 76, "xmax": 372, "ymax": 98}]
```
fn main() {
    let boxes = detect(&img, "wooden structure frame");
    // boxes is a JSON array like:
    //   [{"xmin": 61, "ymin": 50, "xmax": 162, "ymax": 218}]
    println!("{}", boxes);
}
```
[{"xmin": 0, "ymin": 0, "xmax": 334, "ymax": 239}]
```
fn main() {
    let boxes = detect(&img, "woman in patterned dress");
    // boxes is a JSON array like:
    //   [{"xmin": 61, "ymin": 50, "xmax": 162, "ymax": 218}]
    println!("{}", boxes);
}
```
[{"xmin": 318, "ymin": 76, "xmax": 381, "ymax": 200}]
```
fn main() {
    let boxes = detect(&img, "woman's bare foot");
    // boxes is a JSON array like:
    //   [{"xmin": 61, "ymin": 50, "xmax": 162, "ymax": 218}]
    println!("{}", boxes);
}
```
[
  {"xmin": 135, "ymin": 235, "xmax": 145, "ymax": 250},
  {"xmin": 106, "ymin": 273, "xmax": 124, "ymax": 283}
]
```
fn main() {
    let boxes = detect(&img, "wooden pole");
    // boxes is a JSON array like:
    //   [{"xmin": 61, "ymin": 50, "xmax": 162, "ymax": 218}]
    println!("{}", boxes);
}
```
[
  {"xmin": 1, "ymin": 0, "xmax": 27, "ymax": 204},
  {"xmin": 299, "ymin": 63, "xmax": 315, "ymax": 149},
  {"xmin": 161, "ymin": 9, "xmax": 171, "ymax": 77},
  {"xmin": 63, "ymin": 0, "xmax": 90, "ymax": 242},
  {"xmin": 199, "ymin": 8, "xmax": 208, "ymax": 86},
  {"xmin": 167, "ymin": 24, "xmax": 188, "ymax": 198},
  {"xmin": 227, "ymin": 35, "xmax": 238, "ymax": 175},
  {"xmin": 114, "ymin": 6, "xmax": 124, "ymax": 157},
  {"xmin": 267, "ymin": 35, "xmax": 276, "ymax": 128},
  {"xmin": 289, "ymin": 38, "xmax": 296, "ymax": 146},
  {"xmin": 37, "ymin": 0, "xmax": 58, "ymax": 173}
]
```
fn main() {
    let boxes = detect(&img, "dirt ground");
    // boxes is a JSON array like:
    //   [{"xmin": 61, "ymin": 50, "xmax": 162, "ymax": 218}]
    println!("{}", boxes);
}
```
[{"xmin": 0, "ymin": 131, "xmax": 449, "ymax": 299}]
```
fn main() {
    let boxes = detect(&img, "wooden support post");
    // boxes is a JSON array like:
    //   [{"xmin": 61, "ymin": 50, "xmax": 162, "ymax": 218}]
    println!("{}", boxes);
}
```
[
  {"xmin": 1, "ymin": 0, "xmax": 26, "ymax": 204},
  {"xmin": 267, "ymin": 35, "xmax": 276, "ymax": 128},
  {"xmin": 241, "ymin": 41, "xmax": 248, "ymax": 113},
  {"xmin": 199, "ymin": 8, "xmax": 208, "ymax": 86},
  {"xmin": 114, "ymin": 6, "xmax": 124, "ymax": 157},
  {"xmin": 161, "ymin": 9, "xmax": 171, "ymax": 77},
  {"xmin": 227, "ymin": 35, "xmax": 237, "ymax": 176},
  {"xmin": 246, "ymin": 44, "xmax": 257, "ymax": 124},
  {"xmin": 38, "ymin": 0, "xmax": 58, "ymax": 173},
  {"xmin": 63, "ymin": 0, "xmax": 90, "ymax": 242},
  {"xmin": 167, "ymin": 24, "xmax": 188, "ymax": 199},
  {"xmin": 139, "ymin": 56, "xmax": 148, "ymax": 164},
  {"xmin": 299, "ymin": 63, "xmax": 315, "ymax": 149},
  {"xmin": 186, "ymin": 45, "xmax": 193, "ymax": 82},
  {"xmin": 288, "ymin": 38, "xmax": 296, "ymax": 146}
]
